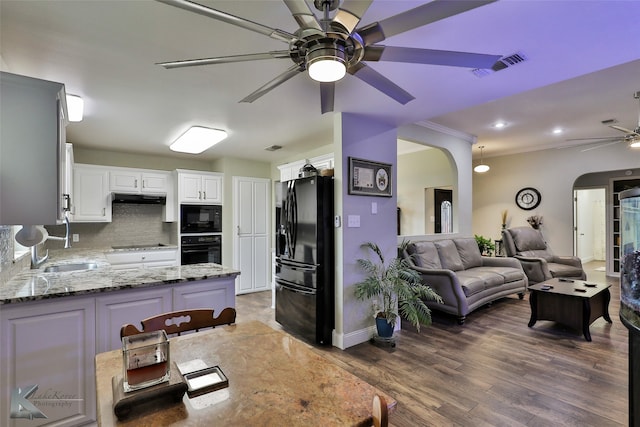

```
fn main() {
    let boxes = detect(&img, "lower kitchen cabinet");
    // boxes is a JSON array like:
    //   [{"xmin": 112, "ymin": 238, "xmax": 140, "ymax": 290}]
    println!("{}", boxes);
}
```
[
  {"xmin": 173, "ymin": 277, "xmax": 236, "ymax": 313},
  {"xmin": 0, "ymin": 297, "xmax": 96, "ymax": 427},
  {"xmin": 0, "ymin": 277, "xmax": 235, "ymax": 426},
  {"xmin": 105, "ymin": 248, "xmax": 178, "ymax": 271},
  {"xmin": 96, "ymin": 287, "xmax": 172, "ymax": 352}
]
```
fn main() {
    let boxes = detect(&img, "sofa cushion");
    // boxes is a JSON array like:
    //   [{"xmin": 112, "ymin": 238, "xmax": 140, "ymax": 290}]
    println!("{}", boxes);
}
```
[
  {"xmin": 407, "ymin": 241, "xmax": 442, "ymax": 269},
  {"xmin": 454, "ymin": 238, "xmax": 483, "ymax": 270},
  {"xmin": 548, "ymin": 262, "xmax": 584, "ymax": 278},
  {"xmin": 454, "ymin": 271, "xmax": 486, "ymax": 297},
  {"xmin": 483, "ymin": 266, "xmax": 525, "ymax": 283},
  {"xmin": 435, "ymin": 240, "xmax": 464, "ymax": 271},
  {"xmin": 510, "ymin": 227, "xmax": 547, "ymax": 252},
  {"xmin": 518, "ymin": 249, "xmax": 554, "ymax": 261}
]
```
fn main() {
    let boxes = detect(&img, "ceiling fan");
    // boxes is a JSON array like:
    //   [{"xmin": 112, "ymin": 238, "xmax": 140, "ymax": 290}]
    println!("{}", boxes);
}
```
[
  {"xmin": 155, "ymin": 0, "xmax": 502, "ymax": 114},
  {"xmin": 565, "ymin": 91, "xmax": 640, "ymax": 152}
]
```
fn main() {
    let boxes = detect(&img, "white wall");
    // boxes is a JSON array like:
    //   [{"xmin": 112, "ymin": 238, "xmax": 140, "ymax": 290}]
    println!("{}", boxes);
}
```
[
  {"xmin": 397, "ymin": 148, "xmax": 454, "ymax": 235},
  {"xmin": 472, "ymin": 142, "xmax": 640, "ymax": 255}
]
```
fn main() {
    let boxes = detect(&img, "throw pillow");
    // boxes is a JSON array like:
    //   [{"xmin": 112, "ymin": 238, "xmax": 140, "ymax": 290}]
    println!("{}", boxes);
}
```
[
  {"xmin": 454, "ymin": 238, "xmax": 483, "ymax": 269},
  {"xmin": 408, "ymin": 241, "xmax": 442, "ymax": 269},
  {"xmin": 435, "ymin": 240, "xmax": 464, "ymax": 271}
]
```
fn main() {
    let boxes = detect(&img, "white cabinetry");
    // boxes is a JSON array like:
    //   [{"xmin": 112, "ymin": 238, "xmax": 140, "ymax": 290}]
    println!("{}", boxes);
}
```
[
  {"xmin": 106, "ymin": 248, "xmax": 178, "ymax": 271},
  {"xmin": 96, "ymin": 288, "xmax": 172, "ymax": 352},
  {"xmin": 277, "ymin": 153, "xmax": 334, "ymax": 182},
  {"xmin": 71, "ymin": 164, "xmax": 111, "ymax": 222},
  {"xmin": 177, "ymin": 170, "xmax": 223, "ymax": 204},
  {"xmin": 109, "ymin": 169, "xmax": 169, "ymax": 195},
  {"xmin": 0, "ymin": 297, "xmax": 96, "ymax": 427},
  {"xmin": 0, "ymin": 72, "xmax": 69, "ymax": 225}
]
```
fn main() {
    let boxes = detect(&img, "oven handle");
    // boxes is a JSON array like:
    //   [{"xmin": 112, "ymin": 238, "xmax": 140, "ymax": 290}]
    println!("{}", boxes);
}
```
[
  {"xmin": 276, "ymin": 279, "xmax": 315, "ymax": 295},
  {"xmin": 181, "ymin": 248, "xmax": 213, "ymax": 254}
]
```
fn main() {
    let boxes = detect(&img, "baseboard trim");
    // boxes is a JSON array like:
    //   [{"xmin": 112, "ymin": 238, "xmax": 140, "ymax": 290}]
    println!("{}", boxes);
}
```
[{"xmin": 333, "ymin": 326, "xmax": 375, "ymax": 349}]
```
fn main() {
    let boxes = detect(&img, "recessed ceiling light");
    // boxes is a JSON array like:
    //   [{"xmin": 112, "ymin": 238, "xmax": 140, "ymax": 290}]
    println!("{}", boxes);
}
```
[
  {"xmin": 552, "ymin": 128, "xmax": 563, "ymax": 134},
  {"xmin": 170, "ymin": 126, "xmax": 227, "ymax": 154},
  {"xmin": 493, "ymin": 121, "xmax": 506, "ymax": 129}
]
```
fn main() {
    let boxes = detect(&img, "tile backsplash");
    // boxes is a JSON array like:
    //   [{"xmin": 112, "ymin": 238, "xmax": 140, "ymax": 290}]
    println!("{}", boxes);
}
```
[
  {"xmin": 0, "ymin": 226, "xmax": 11, "ymax": 272},
  {"xmin": 46, "ymin": 204, "xmax": 177, "ymax": 250}
]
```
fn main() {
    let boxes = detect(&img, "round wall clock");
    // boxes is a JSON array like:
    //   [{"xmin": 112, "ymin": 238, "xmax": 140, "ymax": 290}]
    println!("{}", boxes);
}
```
[{"xmin": 515, "ymin": 187, "xmax": 541, "ymax": 210}]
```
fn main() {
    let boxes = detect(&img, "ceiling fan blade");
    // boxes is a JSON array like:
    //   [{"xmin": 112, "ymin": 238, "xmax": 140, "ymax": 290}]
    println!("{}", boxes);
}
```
[
  {"xmin": 155, "ymin": 0, "xmax": 297, "ymax": 44},
  {"xmin": 157, "ymin": 51, "xmax": 292, "ymax": 69},
  {"xmin": 240, "ymin": 64, "xmax": 304, "ymax": 103},
  {"xmin": 364, "ymin": 46, "xmax": 501, "ymax": 69},
  {"xmin": 283, "ymin": 0, "xmax": 323, "ymax": 33},
  {"xmin": 349, "ymin": 63, "xmax": 414, "ymax": 105},
  {"xmin": 357, "ymin": 0, "xmax": 497, "ymax": 46},
  {"xmin": 320, "ymin": 82, "xmax": 335, "ymax": 114},
  {"xmin": 565, "ymin": 137, "xmax": 623, "ymax": 142},
  {"xmin": 580, "ymin": 140, "xmax": 623, "ymax": 152},
  {"xmin": 609, "ymin": 124, "xmax": 637, "ymax": 134},
  {"xmin": 332, "ymin": 0, "xmax": 374, "ymax": 34}
]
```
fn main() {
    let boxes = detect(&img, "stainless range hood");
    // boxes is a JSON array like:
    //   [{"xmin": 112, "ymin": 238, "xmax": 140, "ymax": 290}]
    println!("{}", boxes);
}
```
[{"xmin": 112, "ymin": 193, "xmax": 166, "ymax": 205}]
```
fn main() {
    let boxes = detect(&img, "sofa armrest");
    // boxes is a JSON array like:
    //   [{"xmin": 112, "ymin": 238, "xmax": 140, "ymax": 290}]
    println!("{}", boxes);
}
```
[
  {"xmin": 551, "ymin": 255, "xmax": 583, "ymax": 268},
  {"xmin": 409, "ymin": 267, "xmax": 469, "ymax": 315},
  {"xmin": 514, "ymin": 255, "xmax": 552, "ymax": 284},
  {"xmin": 481, "ymin": 256, "xmax": 523, "ymax": 270}
]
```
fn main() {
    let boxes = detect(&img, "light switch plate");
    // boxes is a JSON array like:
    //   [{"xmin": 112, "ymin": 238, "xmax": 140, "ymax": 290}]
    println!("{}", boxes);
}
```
[{"xmin": 371, "ymin": 202, "xmax": 377, "ymax": 214}]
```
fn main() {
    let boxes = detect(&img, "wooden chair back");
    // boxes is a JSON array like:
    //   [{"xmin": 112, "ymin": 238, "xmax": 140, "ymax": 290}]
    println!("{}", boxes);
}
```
[
  {"xmin": 372, "ymin": 394, "xmax": 389, "ymax": 427},
  {"xmin": 120, "ymin": 307, "xmax": 236, "ymax": 338}
]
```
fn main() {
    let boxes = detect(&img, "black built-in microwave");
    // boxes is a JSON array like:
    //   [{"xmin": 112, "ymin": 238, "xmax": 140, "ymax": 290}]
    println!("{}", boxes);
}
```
[{"xmin": 180, "ymin": 204, "xmax": 222, "ymax": 234}]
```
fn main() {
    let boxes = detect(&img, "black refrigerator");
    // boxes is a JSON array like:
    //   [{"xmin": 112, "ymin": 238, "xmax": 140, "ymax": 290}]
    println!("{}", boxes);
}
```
[{"xmin": 275, "ymin": 175, "xmax": 334, "ymax": 345}]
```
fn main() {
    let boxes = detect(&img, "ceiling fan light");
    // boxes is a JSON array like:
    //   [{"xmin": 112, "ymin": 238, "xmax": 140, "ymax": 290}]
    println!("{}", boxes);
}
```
[
  {"xmin": 629, "ymin": 139, "xmax": 640, "ymax": 149},
  {"xmin": 307, "ymin": 42, "xmax": 347, "ymax": 83},
  {"xmin": 170, "ymin": 126, "xmax": 227, "ymax": 154},
  {"xmin": 474, "ymin": 164, "xmax": 490, "ymax": 173}
]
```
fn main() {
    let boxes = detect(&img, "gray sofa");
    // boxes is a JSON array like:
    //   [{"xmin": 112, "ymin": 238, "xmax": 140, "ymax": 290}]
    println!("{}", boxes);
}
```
[
  {"xmin": 501, "ymin": 226, "xmax": 586, "ymax": 284},
  {"xmin": 403, "ymin": 238, "xmax": 528, "ymax": 324}
]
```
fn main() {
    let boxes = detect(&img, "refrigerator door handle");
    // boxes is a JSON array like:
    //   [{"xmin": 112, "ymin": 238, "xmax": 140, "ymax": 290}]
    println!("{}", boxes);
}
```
[
  {"xmin": 276, "ymin": 259, "xmax": 317, "ymax": 273},
  {"xmin": 276, "ymin": 279, "xmax": 316, "ymax": 295}
]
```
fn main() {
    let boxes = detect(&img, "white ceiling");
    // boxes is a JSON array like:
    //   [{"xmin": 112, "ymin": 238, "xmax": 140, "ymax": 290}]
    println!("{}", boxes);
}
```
[{"xmin": 2, "ymin": 1, "xmax": 639, "ymax": 163}]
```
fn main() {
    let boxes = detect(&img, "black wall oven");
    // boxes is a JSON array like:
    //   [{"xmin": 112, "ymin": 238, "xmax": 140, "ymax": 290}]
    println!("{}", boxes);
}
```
[
  {"xmin": 180, "ymin": 204, "xmax": 222, "ymax": 234},
  {"xmin": 181, "ymin": 234, "xmax": 222, "ymax": 265}
]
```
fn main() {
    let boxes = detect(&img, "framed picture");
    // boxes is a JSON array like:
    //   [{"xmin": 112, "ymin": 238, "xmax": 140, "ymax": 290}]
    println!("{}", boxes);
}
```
[{"xmin": 348, "ymin": 157, "xmax": 392, "ymax": 197}]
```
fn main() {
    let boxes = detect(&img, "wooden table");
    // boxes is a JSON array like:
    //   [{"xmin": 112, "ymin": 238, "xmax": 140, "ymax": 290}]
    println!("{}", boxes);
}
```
[
  {"xmin": 95, "ymin": 321, "xmax": 395, "ymax": 426},
  {"xmin": 528, "ymin": 278, "xmax": 612, "ymax": 341}
]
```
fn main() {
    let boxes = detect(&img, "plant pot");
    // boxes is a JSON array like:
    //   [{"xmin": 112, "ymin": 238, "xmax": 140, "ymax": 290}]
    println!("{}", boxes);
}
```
[{"xmin": 375, "ymin": 317, "xmax": 394, "ymax": 338}]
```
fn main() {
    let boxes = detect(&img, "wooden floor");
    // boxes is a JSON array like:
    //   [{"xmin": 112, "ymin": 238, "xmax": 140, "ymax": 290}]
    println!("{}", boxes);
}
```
[{"xmin": 236, "ymin": 262, "xmax": 629, "ymax": 426}]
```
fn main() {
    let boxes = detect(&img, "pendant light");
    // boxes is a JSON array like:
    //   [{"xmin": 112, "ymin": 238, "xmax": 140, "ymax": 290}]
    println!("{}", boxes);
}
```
[{"xmin": 474, "ymin": 145, "xmax": 490, "ymax": 173}]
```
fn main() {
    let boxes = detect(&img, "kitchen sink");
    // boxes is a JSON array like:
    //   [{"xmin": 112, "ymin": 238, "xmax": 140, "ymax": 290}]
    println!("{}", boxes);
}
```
[{"xmin": 43, "ymin": 262, "xmax": 99, "ymax": 273}]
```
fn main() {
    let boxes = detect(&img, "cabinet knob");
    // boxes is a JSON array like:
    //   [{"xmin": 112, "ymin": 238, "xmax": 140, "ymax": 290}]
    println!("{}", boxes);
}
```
[
  {"xmin": 203, "ymin": 192, "xmax": 207, "ymax": 200},
  {"xmin": 199, "ymin": 191, "xmax": 202, "ymax": 199},
  {"xmin": 135, "ymin": 179, "xmax": 138, "ymax": 188}
]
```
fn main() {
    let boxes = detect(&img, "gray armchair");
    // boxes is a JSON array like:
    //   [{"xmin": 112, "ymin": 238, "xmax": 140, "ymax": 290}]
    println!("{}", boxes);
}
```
[{"xmin": 502, "ymin": 226, "xmax": 586, "ymax": 284}]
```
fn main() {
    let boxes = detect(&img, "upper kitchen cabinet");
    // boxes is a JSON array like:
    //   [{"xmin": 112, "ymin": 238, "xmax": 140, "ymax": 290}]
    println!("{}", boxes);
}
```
[
  {"xmin": 177, "ymin": 170, "xmax": 223, "ymax": 204},
  {"xmin": 0, "ymin": 72, "xmax": 69, "ymax": 225},
  {"xmin": 109, "ymin": 169, "xmax": 169, "ymax": 195},
  {"xmin": 72, "ymin": 164, "xmax": 111, "ymax": 222},
  {"xmin": 277, "ymin": 154, "xmax": 334, "ymax": 182}
]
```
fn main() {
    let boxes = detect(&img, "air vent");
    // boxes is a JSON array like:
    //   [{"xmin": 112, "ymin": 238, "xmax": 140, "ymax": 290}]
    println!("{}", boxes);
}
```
[
  {"xmin": 601, "ymin": 118, "xmax": 618, "ymax": 125},
  {"xmin": 264, "ymin": 145, "xmax": 282, "ymax": 151},
  {"xmin": 471, "ymin": 51, "xmax": 528, "ymax": 78}
]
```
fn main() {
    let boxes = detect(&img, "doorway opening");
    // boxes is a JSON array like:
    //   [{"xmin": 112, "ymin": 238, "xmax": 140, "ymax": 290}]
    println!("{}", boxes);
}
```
[{"xmin": 573, "ymin": 187, "xmax": 606, "ymax": 268}]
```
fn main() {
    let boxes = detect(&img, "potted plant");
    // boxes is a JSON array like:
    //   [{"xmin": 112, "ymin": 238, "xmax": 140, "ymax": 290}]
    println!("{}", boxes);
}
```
[
  {"xmin": 354, "ymin": 241, "xmax": 442, "ymax": 337},
  {"xmin": 474, "ymin": 234, "xmax": 495, "ymax": 256}
]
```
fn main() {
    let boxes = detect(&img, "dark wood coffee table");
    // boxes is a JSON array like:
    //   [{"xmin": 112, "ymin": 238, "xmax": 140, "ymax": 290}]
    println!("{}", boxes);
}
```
[{"xmin": 528, "ymin": 278, "xmax": 612, "ymax": 341}]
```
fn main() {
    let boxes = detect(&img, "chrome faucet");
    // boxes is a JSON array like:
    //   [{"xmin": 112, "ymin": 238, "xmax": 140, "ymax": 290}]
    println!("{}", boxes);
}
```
[{"xmin": 30, "ymin": 213, "xmax": 72, "ymax": 269}]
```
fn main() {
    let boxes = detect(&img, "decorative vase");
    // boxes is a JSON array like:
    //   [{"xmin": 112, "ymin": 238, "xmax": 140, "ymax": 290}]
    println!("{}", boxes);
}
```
[{"xmin": 375, "ymin": 317, "xmax": 394, "ymax": 338}]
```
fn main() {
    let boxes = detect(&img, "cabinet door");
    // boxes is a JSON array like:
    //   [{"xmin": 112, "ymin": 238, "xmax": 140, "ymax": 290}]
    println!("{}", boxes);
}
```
[
  {"xmin": 142, "ymin": 173, "xmax": 168, "ymax": 194},
  {"xmin": 179, "ymin": 173, "xmax": 203, "ymax": 202},
  {"xmin": 202, "ymin": 175, "xmax": 222, "ymax": 203},
  {"xmin": 173, "ymin": 278, "xmax": 236, "ymax": 313},
  {"xmin": 72, "ymin": 167, "xmax": 111, "ymax": 222},
  {"xmin": 96, "ymin": 288, "xmax": 172, "ymax": 352},
  {"xmin": 0, "ymin": 298, "xmax": 96, "ymax": 427},
  {"xmin": 109, "ymin": 170, "xmax": 140, "ymax": 193}
]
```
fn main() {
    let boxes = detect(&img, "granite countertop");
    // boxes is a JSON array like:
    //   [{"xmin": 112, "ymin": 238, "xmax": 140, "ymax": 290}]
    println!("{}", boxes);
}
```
[
  {"xmin": 0, "ymin": 248, "xmax": 239, "ymax": 305},
  {"xmin": 96, "ymin": 321, "xmax": 397, "ymax": 426}
]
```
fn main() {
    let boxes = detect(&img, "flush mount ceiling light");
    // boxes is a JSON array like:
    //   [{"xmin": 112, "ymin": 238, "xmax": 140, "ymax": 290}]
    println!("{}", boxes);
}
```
[
  {"xmin": 170, "ymin": 126, "xmax": 227, "ymax": 154},
  {"xmin": 306, "ymin": 39, "xmax": 347, "ymax": 83},
  {"xmin": 66, "ymin": 94, "xmax": 84, "ymax": 122},
  {"xmin": 473, "ymin": 145, "xmax": 490, "ymax": 173},
  {"xmin": 629, "ymin": 137, "xmax": 640, "ymax": 149},
  {"xmin": 493, "ymin": 121, "xmax": 506, "ymax": 129},
  {"xmin": 552, "ymin": 128, "xmax": 563, "ymax": 134}
]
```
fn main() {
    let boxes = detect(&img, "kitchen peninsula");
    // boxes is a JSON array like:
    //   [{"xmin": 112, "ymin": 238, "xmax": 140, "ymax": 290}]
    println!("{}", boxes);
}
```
[{"xmin": 0, "ymin": 248, "xmax": 239, "ymax": 427}]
